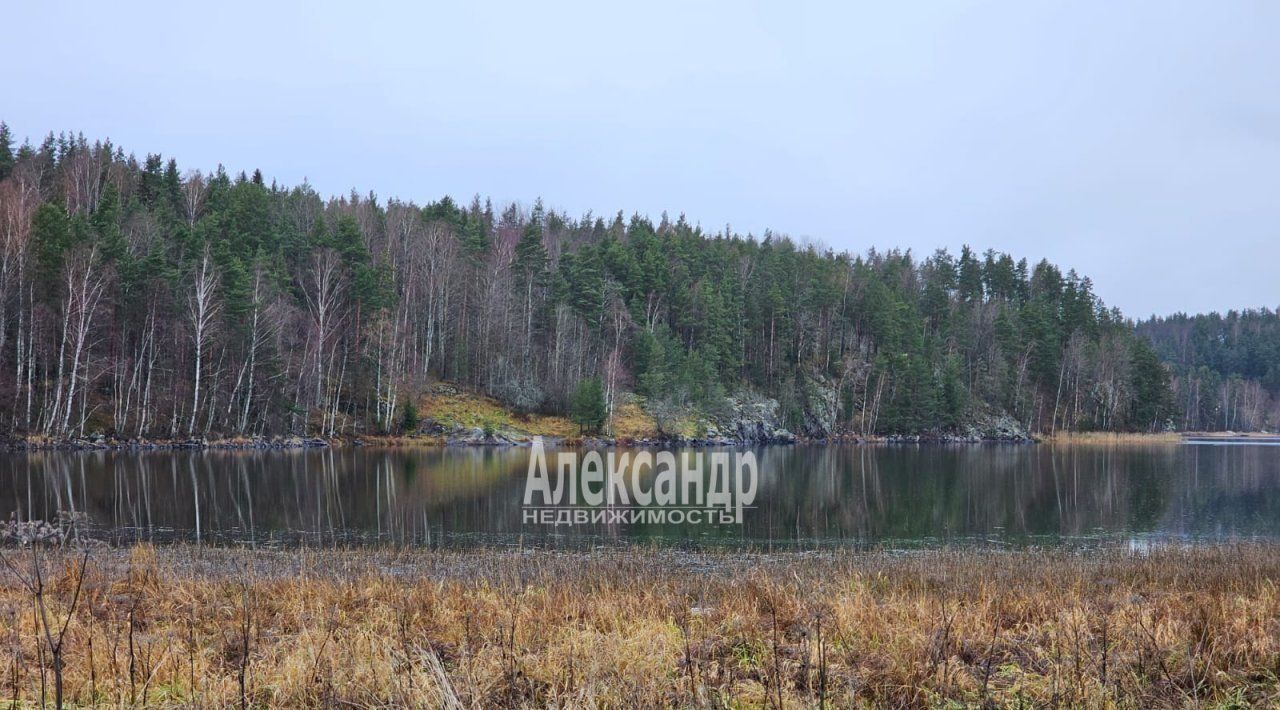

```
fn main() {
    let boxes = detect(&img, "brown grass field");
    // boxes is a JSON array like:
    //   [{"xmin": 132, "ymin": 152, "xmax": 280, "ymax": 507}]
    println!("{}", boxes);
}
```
[
  {"xmin": 0, "ymin": 544, "xmax": 1277, "ymax": 708},
  {"xmin": 1039, "ymin": 431, "xmax": 1184, "ymax": 445}
]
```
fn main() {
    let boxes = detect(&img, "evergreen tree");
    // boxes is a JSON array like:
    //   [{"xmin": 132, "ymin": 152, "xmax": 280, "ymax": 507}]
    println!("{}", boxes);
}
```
[
  {"xmin": 401, "ymin": 400, "xmax": 419, "ymax": 433},
  {"xmin": 1129, "ymin": 340, "xmax": 1171, "ymax": 431},
  {"xmin": 31, "ymin": 202, "xmax": 73, "ymax": 287},
  {"xmin": 571, "ymin": 378, "xmax": 606, "ymax": 434},
  {"xmin": 0, "ymin": 122, "xmax": 14, "ymax": 181}
]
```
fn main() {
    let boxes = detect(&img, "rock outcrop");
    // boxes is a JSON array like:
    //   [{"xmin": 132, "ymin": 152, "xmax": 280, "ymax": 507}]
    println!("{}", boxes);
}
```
[
  {"xmin": 798, "ymin": 374, "xmax": 839, "ymax": 438},
  {"xmin": 706, "ymin": 392, "xmax": 795, "ymax": 444}
]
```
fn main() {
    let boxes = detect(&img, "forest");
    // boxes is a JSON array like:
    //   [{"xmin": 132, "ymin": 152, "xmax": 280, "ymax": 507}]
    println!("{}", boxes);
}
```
[
  {"xmin": 1138, "ymin": 309, "xmax": 1280, "ymax": 431},
  {"xmin": 0, "ymin": 127, "xmax": 1183, "ymax": 440}
]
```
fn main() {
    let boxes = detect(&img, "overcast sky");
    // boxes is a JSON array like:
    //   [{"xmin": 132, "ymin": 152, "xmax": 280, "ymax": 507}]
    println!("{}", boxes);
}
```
[{"xmin": 5, "ymin": 1, "xmax": 1278, "ymax": 318}]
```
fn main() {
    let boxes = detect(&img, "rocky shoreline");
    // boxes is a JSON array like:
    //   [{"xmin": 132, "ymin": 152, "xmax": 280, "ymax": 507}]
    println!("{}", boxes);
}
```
[
  {"xmin": 1, "ymin": 383, "xmax": 1042, "ymax": 451},
  {"xmin": 2, "ymin": 427, "xmax": 1035, "ymax": 452},
  {"xmin": 2, "ymin": 434, "xmax": 334, "ymax": 452}
]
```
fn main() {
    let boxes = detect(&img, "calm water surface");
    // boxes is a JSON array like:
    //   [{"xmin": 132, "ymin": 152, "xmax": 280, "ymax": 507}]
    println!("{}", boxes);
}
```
[{"xmin": 1, "ymin": 443, "xmax": 1277, "ymax": 548}]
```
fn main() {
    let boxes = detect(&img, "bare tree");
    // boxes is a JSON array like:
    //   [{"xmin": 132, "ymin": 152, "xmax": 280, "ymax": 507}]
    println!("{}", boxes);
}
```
[
  {"xmin": 418, "ymin": 220, "xmax": 456, "ymax": 378},
  {"xmin": 300, "ymin": 249, "xmax": 345, "ymax": 433},
  {"xmin": 0, "ymin": 169, "xmax": 37, "ymax": 357},
  {"xmin": 181, "ymin": 170, "xmax": 206, "ymax": 228},
  {"xmin": 61, "ymin": 136, "xmax": 106, "ymax": 216},
  {"xmin": 187, "ymin": 247, "xmax": 220, "ymax": 435},
  {"xmin": 235, "ymin": 264, "xmax": 280, "ymax": 434},
  {"xmin": 0, "ymin": 546, "xmax": 90, "ymax": 710},
  {"xmin": 47, "ymin": 246, "xmax": 109, "ymax": 436}
]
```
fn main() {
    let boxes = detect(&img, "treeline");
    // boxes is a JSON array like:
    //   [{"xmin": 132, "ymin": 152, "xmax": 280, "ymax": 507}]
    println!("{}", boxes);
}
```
[
  {"xmin": 1137, "ymin": 309, "xmax": 1280, "ymax": 431},
  {"xmin": 0, "ymin": 127, "xmax": 1173, "ymax": 439}
]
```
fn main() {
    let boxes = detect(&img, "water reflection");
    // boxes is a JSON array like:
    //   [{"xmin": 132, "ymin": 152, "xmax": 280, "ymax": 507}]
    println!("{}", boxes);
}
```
[{"xmin": 1, "ymin": 443, "xmax": 1277, "ymax": 548}]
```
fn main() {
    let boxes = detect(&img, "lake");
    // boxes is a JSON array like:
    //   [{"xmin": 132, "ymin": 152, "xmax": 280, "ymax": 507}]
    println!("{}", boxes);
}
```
[{"xmin": 1, "ymin": 442, "xmax": 1277, "ymax": 548}]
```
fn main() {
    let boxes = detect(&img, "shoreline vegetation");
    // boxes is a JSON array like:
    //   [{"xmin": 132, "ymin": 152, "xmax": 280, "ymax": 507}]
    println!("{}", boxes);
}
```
[
  {"xmin": 0, "ymin": 543, "xmax": 1277, "ymax": 707},
  {"xmin": 9, "ymin": 430, "xmax": 1266, "ymax": 452},
  {"xmin": 8, "ymin": 430, "xmax": 1220, "ymax": 452},
  {"xmin": 5, "ymin": 381, "xmax": 1262, "ymax": 451}
]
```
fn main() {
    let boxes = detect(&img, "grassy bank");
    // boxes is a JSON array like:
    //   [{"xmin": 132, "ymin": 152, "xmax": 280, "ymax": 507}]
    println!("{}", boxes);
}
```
[
  {"xmin": 1, "ymin": 545, "xmax": 1278, "ymax": 707},
  {"xmin": 1041, "ymin": 431, "xmax": 1184, "ymax": 445}
]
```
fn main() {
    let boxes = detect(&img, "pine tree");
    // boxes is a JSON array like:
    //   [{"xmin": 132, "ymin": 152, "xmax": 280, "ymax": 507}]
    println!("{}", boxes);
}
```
[{"xmin": 513, "ymin": 201, "xmax": 549, "ymax": 367}]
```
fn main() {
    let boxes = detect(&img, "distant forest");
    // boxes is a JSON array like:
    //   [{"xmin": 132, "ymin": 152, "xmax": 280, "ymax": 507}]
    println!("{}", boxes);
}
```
[
  {"xmin": 1138, "ymin": 309, "xmax": 1280, "ymax": 432},
  {"xmin": 0, "ymin": 126, "xmax": 1258, "ymax": 440}
]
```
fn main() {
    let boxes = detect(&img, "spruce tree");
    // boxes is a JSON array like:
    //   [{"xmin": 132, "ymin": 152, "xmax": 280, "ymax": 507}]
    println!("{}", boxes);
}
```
[
  {"xmin": 0, "ymin": 122, "xmax": 14, "ymax": 181},
  {"xmin": 401, "ymin": 400, "xmax": 420, "ymax": 433},
  {"xmin": 571, "ymin": 378, "xmax": 606, "ymax": 434}
]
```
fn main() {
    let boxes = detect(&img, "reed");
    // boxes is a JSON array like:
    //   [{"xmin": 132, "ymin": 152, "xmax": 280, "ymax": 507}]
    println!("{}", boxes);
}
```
[
  {"xmin": 0, "ymin": 544, "xmax": 1277, "ymax": 707},
  {"xmin": 1041, "ymin": 430, "xmax": 1183, "ymax": 444}
]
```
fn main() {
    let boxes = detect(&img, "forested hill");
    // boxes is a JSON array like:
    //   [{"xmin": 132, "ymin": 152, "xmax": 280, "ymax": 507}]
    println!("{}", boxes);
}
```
[
  {"xmin": 1137, "ymin": 309, "xmax": 1280, "ymax": 432},
  {"xmin": 0, "ymin": 127, "xmax": 1175, "ymax": 440}
]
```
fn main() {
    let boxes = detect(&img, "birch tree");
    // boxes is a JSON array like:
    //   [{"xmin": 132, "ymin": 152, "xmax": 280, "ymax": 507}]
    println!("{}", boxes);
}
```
[
  {"xmin": 187, "ymin": 247, "xmax": 220, "ymax": 435},
  {"xmin": 181, "ymin": 170, "xmax": 206, "ymax": 228},
  {"xmin": 301, "ymin": 248, "xmax": 345, "ymax": 433},
  {"xmin": 48, "ymin": 246, "xmax": 109, "ymax": 436}
]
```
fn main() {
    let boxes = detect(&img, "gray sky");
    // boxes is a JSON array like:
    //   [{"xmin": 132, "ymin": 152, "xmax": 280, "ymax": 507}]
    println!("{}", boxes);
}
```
[{"xmin": 6, "ymin": 1, "xmax": 1278, "ymax": 318}]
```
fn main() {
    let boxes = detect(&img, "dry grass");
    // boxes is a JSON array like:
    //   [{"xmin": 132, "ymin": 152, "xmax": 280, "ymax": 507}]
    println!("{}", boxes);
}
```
[
  {"xmin": 417, "ymin": 387, "xmax": 577, "ymax": 439},
  {"xmin": 413, "ymin": 386, "xmax": 659, "ymax": 442},
  {"xmin": 609, "ymin": 399, "xmax": 660, "ymax": 440},
  {"xmin": 1042, "ymin": 431, "xmax": 1183, "ymax": 445},
  {"xmin": 1, "ymin": 544, "xmax": 1278, "ymax": 708}
]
